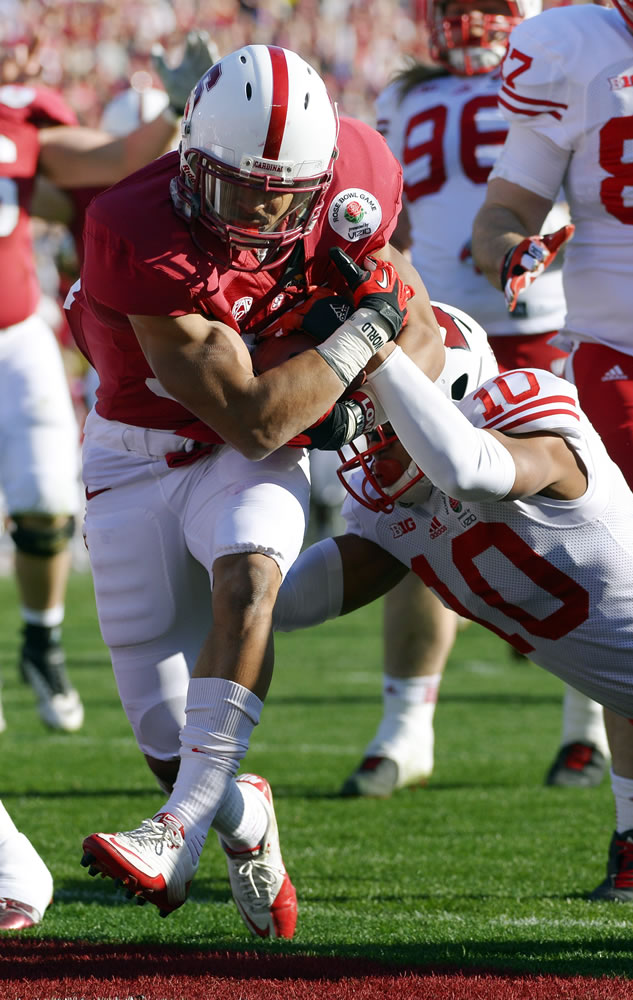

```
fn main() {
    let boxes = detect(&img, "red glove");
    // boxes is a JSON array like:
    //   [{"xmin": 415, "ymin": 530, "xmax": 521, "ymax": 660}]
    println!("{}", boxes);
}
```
[
  {"xmin": 500, "ymin": 224, "xmax": 574, "ymax": 313},
  {"xmin": 329, "ymin": 247, "xmax": 414, "ymax": 340}
]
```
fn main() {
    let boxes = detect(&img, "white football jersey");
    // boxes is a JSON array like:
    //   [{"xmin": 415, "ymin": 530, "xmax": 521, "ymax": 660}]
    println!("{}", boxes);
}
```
[
  {"xmin": 376, "ymin": 72, "xmax": 567, "ymax": 335},
  {"xmin": 492, "ymin": 4, "xmax": 633, "ymax": 351},
  {"xmin": 343, "ymin": 368, "xmax": 633, "ymax": 717}
]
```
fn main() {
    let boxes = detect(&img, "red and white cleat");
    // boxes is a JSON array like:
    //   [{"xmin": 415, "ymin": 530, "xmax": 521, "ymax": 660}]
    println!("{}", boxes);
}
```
[
  {"xmin": 219, "ymin": 774, "xmax": 297, "ymax": 939},
  {"xmin": 81, "ymin": 811, "xmax": 197, "ymax": 916}
]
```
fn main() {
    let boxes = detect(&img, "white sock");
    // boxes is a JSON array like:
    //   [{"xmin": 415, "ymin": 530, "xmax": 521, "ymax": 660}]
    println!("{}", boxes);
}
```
[
  {"xmin": 560, "ymin": 686, "xmax": 610, "ymax": 756},
  {"xmin": 0, "ymin": 801, "xmax": 18, "ymax": 845},
  {"xmin": 365, "ymin": 672, "xmax": 441, "ymax": 778},
  {"xmin": 20, "ymin": 604, "xmax": 65, "ymax": 628},
  {"xmin": 610, "ymin": 770, "xmax": 633, "ymax": 833},
  {"xmin": 212, "ymin": 780, "xmax": 268, "ymax": 852},
  {"xmin": 161, "ymin": 678, "xmax": 263, "ymax": 862}
]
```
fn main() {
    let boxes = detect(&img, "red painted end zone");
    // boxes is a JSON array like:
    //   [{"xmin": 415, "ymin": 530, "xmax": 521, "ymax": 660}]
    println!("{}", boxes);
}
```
[{"xmin": 2, "ymin": 941, "xmax": 633, "ymax": 1000}]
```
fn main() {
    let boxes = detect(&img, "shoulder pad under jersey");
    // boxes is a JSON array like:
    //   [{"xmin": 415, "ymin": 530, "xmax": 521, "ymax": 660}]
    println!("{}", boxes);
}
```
[{"xmin": 460, "ymin": 368, "xmax": 582, "ymax": 437}]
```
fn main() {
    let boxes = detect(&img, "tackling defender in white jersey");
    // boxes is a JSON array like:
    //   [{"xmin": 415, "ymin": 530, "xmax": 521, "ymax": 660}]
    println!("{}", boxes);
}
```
[
  {"xmin": 339, "ymin": 0, "xmax": 607, "ymax": 801},
  {"xmin": 274, "ymin": 313, "xmax": 633, "ymax": 903}
]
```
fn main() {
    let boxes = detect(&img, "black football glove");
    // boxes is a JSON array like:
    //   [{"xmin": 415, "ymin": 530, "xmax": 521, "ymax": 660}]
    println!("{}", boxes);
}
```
[
  {"xmin": 151, "ymin": 30, "xmax": 219, "ymax": 116},
  {"xmin": 287, "ymin": 388, "xmax": 380, "ymax": 451},
  {"xmin": 329, "ymin": 247, "xmax": 414, "ymax": 340}
]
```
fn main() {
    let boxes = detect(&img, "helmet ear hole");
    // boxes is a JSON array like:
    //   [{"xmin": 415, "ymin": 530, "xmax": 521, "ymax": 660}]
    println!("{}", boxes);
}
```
[{"xmin": 451, "ymin": 373, "xmax": 469, "ymax": 400}]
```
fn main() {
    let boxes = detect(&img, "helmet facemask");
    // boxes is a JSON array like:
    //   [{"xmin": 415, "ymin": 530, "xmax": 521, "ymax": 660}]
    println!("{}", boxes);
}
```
[
  {"xmin": 176, "ymin": 146, "xmax": 333, "ymax": 270},
  {"xmin": 337, "ymin": 425, "xmax": 432, "ymax": 514},
  {"xmin": 427, "ymin": 0, "xmax": 538, "ymax": 76}
]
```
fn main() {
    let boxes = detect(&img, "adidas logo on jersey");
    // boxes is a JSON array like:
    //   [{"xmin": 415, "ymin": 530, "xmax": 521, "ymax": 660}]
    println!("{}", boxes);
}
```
[
  {"xmin": 601, "ymin": 365, "xmax": 628, "ymax": 382},
  {"xmin": 429, "ymin": 516, "xmax": 447, "ymax": 539}
]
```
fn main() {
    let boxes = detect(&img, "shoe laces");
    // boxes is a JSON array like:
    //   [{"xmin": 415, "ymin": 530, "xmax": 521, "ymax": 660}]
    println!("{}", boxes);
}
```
[
  {"xmin": 232, "ymin": 849, "xmax": 281, "ymax": 904},
  {"xmin": 126, "ymin": 816, "xmax": 184, "ymax": 856}
]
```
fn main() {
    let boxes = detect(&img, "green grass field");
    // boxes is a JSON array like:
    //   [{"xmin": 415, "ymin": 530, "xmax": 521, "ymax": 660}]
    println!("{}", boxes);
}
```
[{"xmin": 1, "ymin": 571, "xmax": 631, "ymax": 978}]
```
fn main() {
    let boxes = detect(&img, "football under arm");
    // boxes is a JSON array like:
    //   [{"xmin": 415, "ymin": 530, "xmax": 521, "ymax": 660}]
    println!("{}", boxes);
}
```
[
  {"xmin": 273, "ymin": 534, "xmax": 407, "ymax": 632},
  {"xmin": 367, "ymin": 347, "xmax": 517, "ymax": 502}
]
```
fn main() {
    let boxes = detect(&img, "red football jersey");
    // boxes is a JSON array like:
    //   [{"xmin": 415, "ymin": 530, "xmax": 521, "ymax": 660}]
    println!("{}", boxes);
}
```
[
  {"xmin": 69, "ymin": 116, "xmax": 402, "ymax": 442},
  {"xmin": 0, "ymin": 84, "xmax": 78, "ymax": 328}
]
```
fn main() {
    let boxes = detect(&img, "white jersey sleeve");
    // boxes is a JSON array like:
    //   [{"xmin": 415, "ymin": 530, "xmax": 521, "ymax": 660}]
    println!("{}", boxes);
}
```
[{"xmin": 491, "ymin": 5, "xmax": 633, "ymax": 349}]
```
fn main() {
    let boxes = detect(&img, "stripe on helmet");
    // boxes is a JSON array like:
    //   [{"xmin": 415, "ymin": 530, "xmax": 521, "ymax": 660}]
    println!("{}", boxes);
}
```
[{"xmin": 264, "ymin": 46, "xmax": 290, "ymax": 160}]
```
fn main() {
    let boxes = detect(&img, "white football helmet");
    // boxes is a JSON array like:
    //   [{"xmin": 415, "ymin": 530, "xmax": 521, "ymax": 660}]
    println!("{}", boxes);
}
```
[
  {"xmin": 172, "ymin": 44, "xmax": 339, "ymax": 270},
  {"xmin": 337, "ymin": 303, "xmax": 499, "ymax": 513},
  {"xmin": 100, "ymin": 87, "xmax": 170, "ymax": 136},
  {"xmin": 425, "ymin": 0, "xmax": 542, "ymax": 76}
]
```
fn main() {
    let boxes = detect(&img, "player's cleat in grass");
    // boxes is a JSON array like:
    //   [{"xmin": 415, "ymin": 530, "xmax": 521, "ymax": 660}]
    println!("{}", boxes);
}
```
[
  {"xmin": 0, "ymin": 898, "xmax": 45, "ymax": 930},
  {"xmin": 218, "ymin": 774, "xmax": 297, "ymax": 939},
  {"xmin": 544, "ymin": 742, "xmax": 607, "ymax": 787},
  {"xmin": 589, "ymin": 829, "xmax": 633, "ymax": 902},
  {"xmin": 81, "ymin": 812, "xmax": 197, "ymax": 916},
  {"xmin": 20, "ymin": 642, "xmax": 84, "ymax": 732},
  {"xmin": 340, "ymin": 755, "xmax": 430, "ymax": 798}
]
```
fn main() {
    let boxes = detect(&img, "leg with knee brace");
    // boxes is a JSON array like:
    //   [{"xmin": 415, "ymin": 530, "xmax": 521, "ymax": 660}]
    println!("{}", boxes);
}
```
[{"xmin": 9, "ymin": 515, "xmax": 75, "ymax": 557}]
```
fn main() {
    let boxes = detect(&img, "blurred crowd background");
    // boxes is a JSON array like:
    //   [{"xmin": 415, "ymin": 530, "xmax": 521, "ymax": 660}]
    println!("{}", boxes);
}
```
[{"xmin": 0, "ymin": 0, "xmax": 429, "ymax": 125}]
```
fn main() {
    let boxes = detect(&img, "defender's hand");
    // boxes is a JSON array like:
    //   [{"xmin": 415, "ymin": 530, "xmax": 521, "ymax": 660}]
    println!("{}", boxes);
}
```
[{"xmin": 500, "ymin": 224, "xmax": 574, "ymax": 313}]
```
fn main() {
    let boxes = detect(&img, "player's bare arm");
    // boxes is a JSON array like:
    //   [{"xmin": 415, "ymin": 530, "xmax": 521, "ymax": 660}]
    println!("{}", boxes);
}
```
[
  {"xmin": 471, "ymin": 178, "xmax": 553, "ymax": 287},
  {"xmin": 335, "ymin": 534, "xmax": 408, "ymax": 614},
  {"xmin": 37, "ymin": 113, "xmax": 180, "ymax": 189},
  {"xmin": 130, "ymin": 311, "xmax": 354, "ymax": 459},
  {"xmin": 487, "ymin": 428, "xmax": 587, "ymax": 501}
]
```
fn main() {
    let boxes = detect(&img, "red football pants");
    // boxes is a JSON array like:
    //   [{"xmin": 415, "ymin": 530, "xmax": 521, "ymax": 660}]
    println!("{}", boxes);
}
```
[
  {"xmin": 488, "ymin": 331, "xmax": 567, "ymax": 375},
  {"xmin": 567, "ymin": 342, "xmax": 633, "ymax": 491}
]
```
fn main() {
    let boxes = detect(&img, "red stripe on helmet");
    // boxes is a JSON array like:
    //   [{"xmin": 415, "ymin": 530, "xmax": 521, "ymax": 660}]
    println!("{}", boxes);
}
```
[{"xmin": 264, "ymin": 46, "xmax": 289, "ymax": 160}]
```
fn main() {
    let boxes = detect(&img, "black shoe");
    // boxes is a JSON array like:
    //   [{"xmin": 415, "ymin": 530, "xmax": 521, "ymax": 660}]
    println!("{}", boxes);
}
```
[
  {"xmin": 19, "ymin": 636, "xmax": 84, "ymax": 732},
  {"xmin": 544, "ymin": 742, "xmax": 607, "ymax": 788},
  {"xmin": 589, "ymin": 830, "xmax": 633, "ymax": 902}
]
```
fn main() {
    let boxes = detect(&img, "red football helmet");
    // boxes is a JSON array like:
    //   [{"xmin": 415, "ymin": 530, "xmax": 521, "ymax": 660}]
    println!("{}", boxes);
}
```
[
  {"xmin": 425, "ymin": 0, "xmax": 542, "ymax": 76},
  {"xmin": 337, "ymin": 302, "xmax": 499, "ymax": 513},
  {"xmin": 172, "ymin": 44, "xmax": 339, "ymax": 271}
]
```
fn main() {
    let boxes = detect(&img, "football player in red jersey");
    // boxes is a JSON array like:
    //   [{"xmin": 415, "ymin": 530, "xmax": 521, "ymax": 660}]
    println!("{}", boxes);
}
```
[
  {"xmin": 340, "ymin": 0, "xmax": 608, "ymax": 803},
  {"xmin": 68, "ymin": 43, "xmax": 444, "ymax": 937},
  {"xmin": 0, "ymin": 31, "xmax": 216, "ymax": 932},
  {"xmin": 273, "ymin": 314, "xmax": 633, "ymax": 904}
]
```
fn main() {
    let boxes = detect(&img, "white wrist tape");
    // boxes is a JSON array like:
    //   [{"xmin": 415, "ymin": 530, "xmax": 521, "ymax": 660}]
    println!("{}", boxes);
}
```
[
  {"xmin": 368, "ymin": 348, "xmax": 516, "ymax": 501},
  {"xmin": 273, "ymin": 537, "xmax": 344, "ymax": 632},
  {"xmin": 316, "ymin": 308, "xmax": 393, "ymax": 387}
]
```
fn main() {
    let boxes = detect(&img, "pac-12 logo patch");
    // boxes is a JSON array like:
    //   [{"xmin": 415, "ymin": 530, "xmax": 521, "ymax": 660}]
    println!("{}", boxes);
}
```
[
  {"xmin": 328, "ymin": 189, "xmax": 382, "ymax": 241},
  {"xmin": 232, "ymin": 296, "xmax": 253, "ymax": 321}
]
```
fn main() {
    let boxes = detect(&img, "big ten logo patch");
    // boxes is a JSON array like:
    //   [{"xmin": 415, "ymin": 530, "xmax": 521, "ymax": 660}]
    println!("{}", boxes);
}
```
[{"xmin": 390, "ymin": 517, "xmax": 416, "ymax": 539}]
